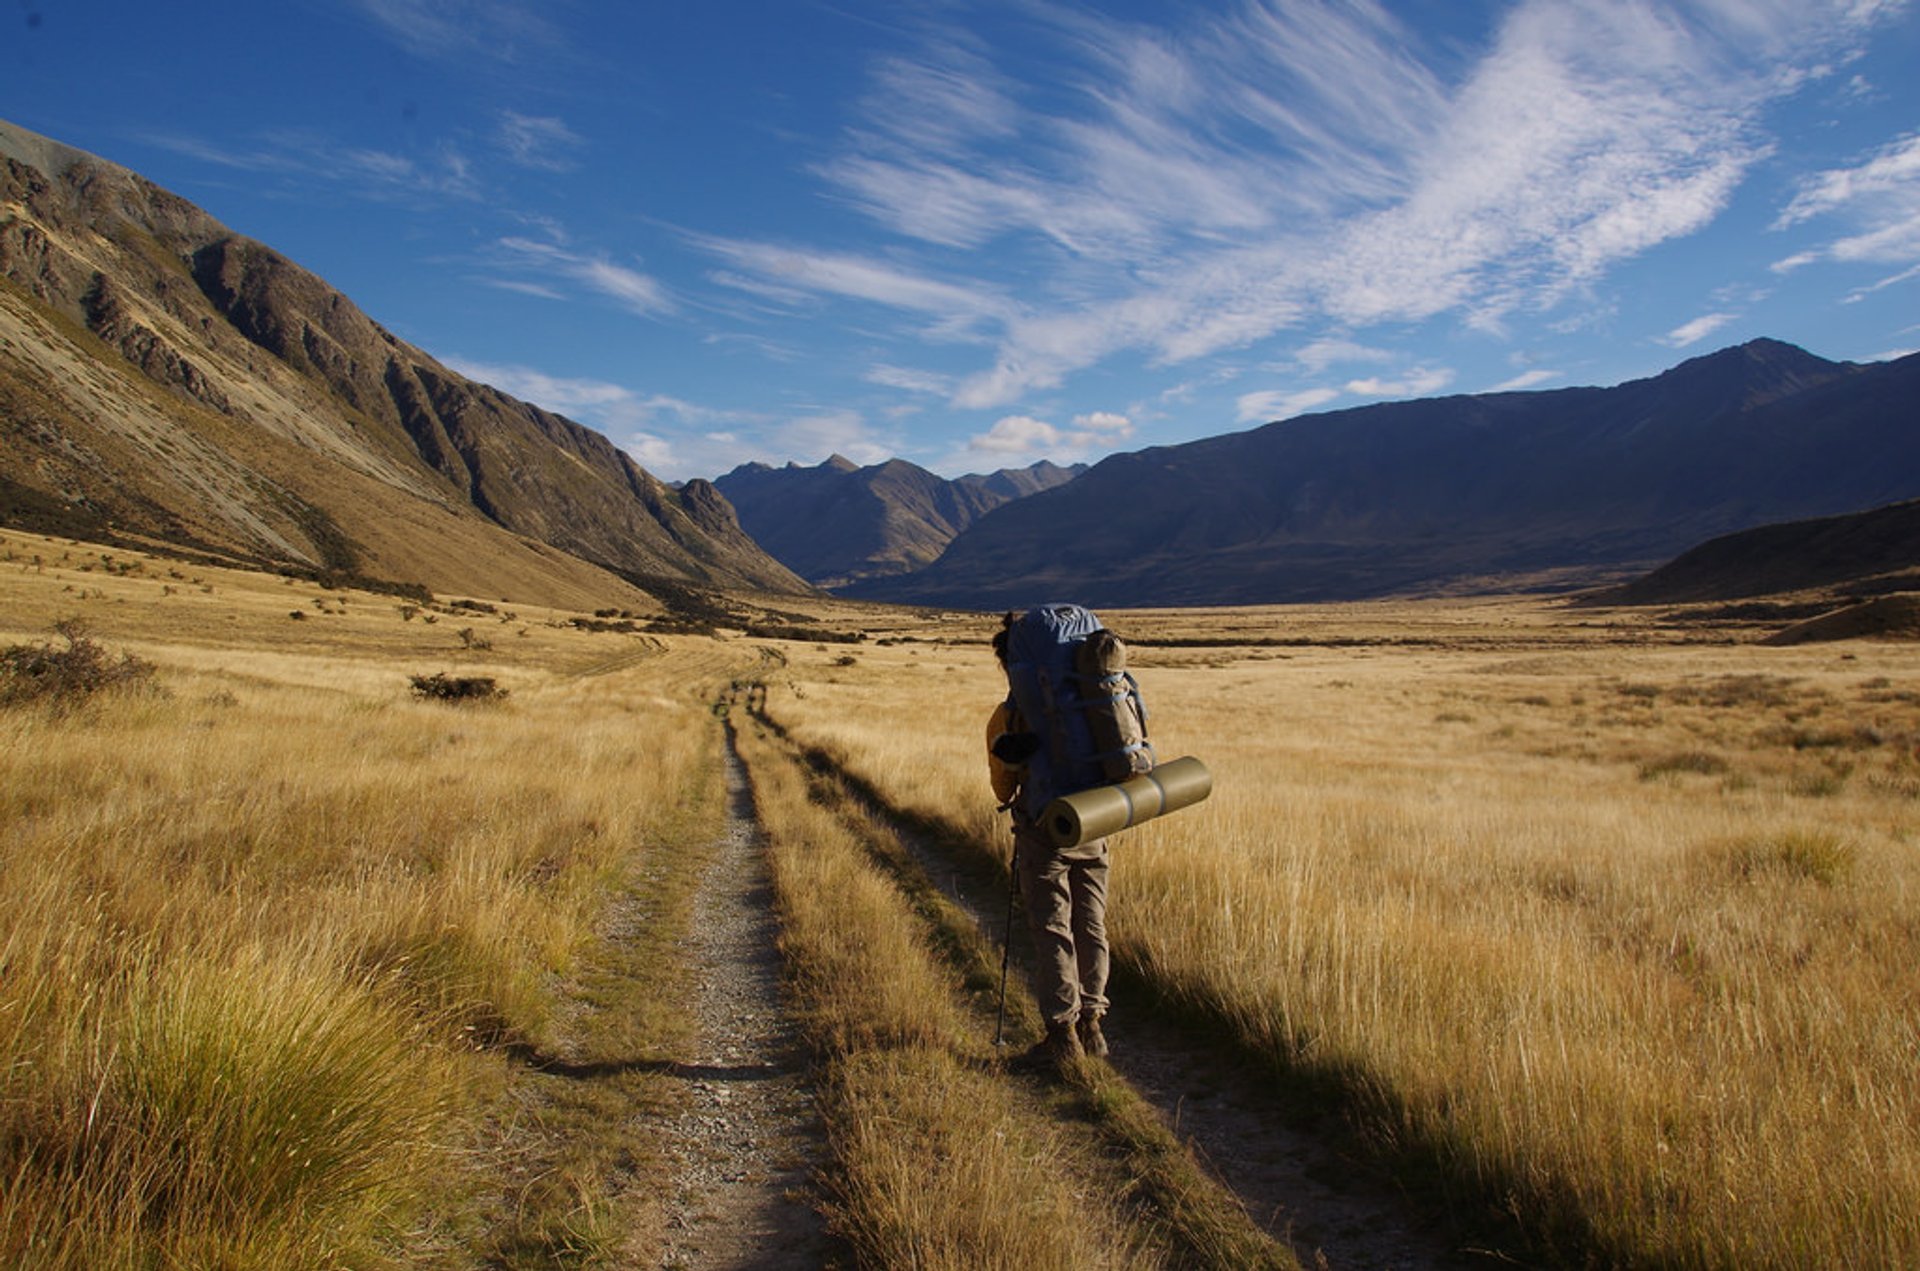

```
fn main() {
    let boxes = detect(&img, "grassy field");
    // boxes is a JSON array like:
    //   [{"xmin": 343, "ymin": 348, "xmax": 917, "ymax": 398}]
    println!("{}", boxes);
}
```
[
  {"xmin": 0, "ymin": 530, "xmax": 765, "ymax": 1266},
  {"xmin": 766, "ymin": 599, "xmax": 1920, "ymax": 1268},
  {"xmin": 4, "ymin": 525, "xmax": 1916, "ymax": 1267}
]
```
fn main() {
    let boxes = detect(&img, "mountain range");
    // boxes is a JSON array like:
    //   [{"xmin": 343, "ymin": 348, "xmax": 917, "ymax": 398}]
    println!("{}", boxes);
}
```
[
  {"xmin": 845, "ymin": 339, "xmax": 1920, "ymax": 608},
  {"xmin": 713, "ymin": 455, "xmax": 1083, "ymax": 588},
  {"xmin": 5, "ymin": 117, "xmax": 1917, "ymax": 617},
  {"xmin": 0, "ymin": 118, "xmax": 801, "ymax": 611}
]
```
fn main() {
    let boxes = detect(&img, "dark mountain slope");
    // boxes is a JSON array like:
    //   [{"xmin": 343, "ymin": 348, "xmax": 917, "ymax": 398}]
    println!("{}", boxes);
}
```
[
  {"xmin": 714, "ymin": 454, "xmax": 1082, "ymax": 587},
  {"xmin": 1600, "ymin": 499, "xmax": 1920, "ymax": 605},
  {"xmin": 0, "ymin": 118, "xmax": 802, "ymax": 606},
  {"xmin": 849, "ymin": 340, "xmax": 1919, "ymax": 609}
]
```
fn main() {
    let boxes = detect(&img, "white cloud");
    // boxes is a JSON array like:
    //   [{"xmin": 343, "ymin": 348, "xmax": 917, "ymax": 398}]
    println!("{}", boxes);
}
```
[
  {"xmin": 1769, "ymin": 250, "xmax": 1821, "ymax": 273},
  {"xmin": 497, "ymin": 112, "xmax": 584, "ymax": 172},
  {"xmin": 699, "ymin": 237, "xmax": 1008, "ymax": 340},
  {"xmin": 440, "ymin": 358, "xmax": 634, "ymax": 410},
  {"xmin": 1843, "ymin": 261, "xmax": 1920, "ymax": 302},
  {"xmin": 1345, "ymin": 367, "xmax": 1455, "ymax": 397},
  {"xmin": 1236, "ymin": 387, "xmax": 1339, "ymax": 423},
  {"xmin": 866, "ymin": 364, "xmax": 953, "ymax": 395},
  {"xmin": 1659, "ymin": 312, "xmax": 1738, "ymax": 347},
  {"xmin": 771, "ymin": 0, "xmax": 1902, "ymax": 410},
  {"xmin": 1290, "ymin": 338, "xmax": 1395, "ymax": 374},
  {"xmin": 1488, "ymin": 369, "xmax": 1562, "ymax": 391},
  {"xmin": 353, "ymin": 0, "xmax": 564, "ymax": 63},
  {"xmin": 970, "ymin": 415, "xmax": 1060, "ymax": 454},
  {"xmin": 1776, "ymin": 132, "xmax": 1920, "ymax": 228},
  {"xmin": 963, "ymin": 409, "xmax": 1136, "ymax": 463},
  {"xmin": 494, "ymin": 236, "xmax": 673, "ymax": 318}
]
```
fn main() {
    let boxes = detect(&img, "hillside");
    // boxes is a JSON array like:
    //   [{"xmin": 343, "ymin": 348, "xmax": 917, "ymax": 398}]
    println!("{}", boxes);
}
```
[
  {"xmin": 1600, "ymin": 498, "xmax": 1920, "ymax": 605},
  {"xmin": 713, "ymin": 454, "xmax": 1082, "ymax": 587},
  {"xmin": 847, "ymin": 339, "xmax": 1920, "ymax": 609},
  {"xmin": 0, "ymin": 118, "xmax": 803, "ymax": 609}
]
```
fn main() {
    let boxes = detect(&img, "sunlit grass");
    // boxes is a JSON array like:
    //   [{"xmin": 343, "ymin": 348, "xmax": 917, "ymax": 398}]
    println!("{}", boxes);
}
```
[
  {"xmin": 764, "ymin": 613, "xmax": 1920, "ymax": 1268},
  {"xmin": 0, "ymin": 529, "xmax": 752, "ymax": 1267}
]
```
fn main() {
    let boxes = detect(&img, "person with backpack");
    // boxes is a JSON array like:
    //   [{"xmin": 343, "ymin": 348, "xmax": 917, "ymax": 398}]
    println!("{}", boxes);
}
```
[{"xmin": 988, "ymin": 604, "xmax": 1154, "ymax": 1071}]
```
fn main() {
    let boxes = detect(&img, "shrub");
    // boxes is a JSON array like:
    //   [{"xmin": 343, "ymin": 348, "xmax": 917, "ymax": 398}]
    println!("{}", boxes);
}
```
[
  {"xmin": 0, "ymin": 619, "xmax": 160, "ymax": 711},
  {"xmin": 408, "ymin": 673, "xmax": 508, "ymax": 704}
]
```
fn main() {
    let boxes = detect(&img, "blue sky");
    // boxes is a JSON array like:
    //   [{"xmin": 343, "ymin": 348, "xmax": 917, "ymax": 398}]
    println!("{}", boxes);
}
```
[{"xmin": 7, "ymin": 1, "xmax": 1918, "ymax": 482}]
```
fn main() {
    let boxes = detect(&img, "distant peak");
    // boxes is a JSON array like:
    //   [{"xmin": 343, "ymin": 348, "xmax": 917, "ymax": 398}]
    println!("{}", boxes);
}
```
[{"xmin": 824, "ymin": 453, "xmax": 860, "ymax": 473}]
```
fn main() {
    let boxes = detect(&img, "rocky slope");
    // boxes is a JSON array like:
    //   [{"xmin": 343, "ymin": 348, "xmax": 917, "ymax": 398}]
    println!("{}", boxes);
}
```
[
  {"xmin": 848, "ymin": 340, "xmax": 1920, "ymax": 609},
  {"xmin": 0, "ymin": 118, "xmax": 803, "ymax": 609},
  {"xmin": 713, "ymin": 454, "xmax": 1081, "ymax": 587}
]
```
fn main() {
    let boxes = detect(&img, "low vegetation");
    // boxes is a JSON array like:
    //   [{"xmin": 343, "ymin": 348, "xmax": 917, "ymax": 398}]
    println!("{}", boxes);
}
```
[
  {"xmin": 767, "ymin": 608, "xmax": 1920, "ymax": 1269},
  {"xmin": 5, "ymin": 524, "xmax": 1915, "ymax": 1267}
]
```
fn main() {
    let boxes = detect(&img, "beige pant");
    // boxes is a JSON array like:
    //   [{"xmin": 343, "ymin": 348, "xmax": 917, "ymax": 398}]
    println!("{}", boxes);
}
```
[{"xmin": 1013, "ymin": 821, "xmax": 1110, "ymax": 1027}]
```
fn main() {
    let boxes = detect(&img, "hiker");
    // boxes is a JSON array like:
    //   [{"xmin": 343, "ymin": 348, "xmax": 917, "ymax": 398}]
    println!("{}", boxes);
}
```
[{"xmin": 989, "ymin": 608, "xmax": 1127, "ymax": 1070}]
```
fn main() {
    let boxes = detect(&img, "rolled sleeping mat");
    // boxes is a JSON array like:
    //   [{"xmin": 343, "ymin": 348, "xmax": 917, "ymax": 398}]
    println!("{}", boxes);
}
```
[{"xmin": 1041, "ymin": 756, "xmax": 1213, "ymax": 850}]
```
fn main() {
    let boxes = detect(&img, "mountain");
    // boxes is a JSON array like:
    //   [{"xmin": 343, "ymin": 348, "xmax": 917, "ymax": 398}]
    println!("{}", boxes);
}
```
[
  {"xmin": 0, "ymin": 119, "xmax": 803, "ymax": 609},
  {"xmin": 712, "ymin": 454, "xmax": 1083, "ymax": 588},
  {"xmin": 846, "ymin": 340, "xmax": 1920, "ymax": 609},
  {"xmin": 1599, "ymin": 498, "xmax": 1920, "ymax": 605}
]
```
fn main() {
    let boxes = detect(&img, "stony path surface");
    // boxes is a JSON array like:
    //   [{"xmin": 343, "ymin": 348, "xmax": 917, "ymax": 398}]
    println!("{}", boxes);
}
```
[{"xmin": 650, "ymin": 732, "xmax": 831, "ymax": 1270}]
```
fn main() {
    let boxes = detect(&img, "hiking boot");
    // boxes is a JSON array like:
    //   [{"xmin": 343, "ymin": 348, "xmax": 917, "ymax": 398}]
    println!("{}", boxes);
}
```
[
  {"xmin": 1010, "ymin": 1020, "xmax": 1083, "ymax": 1073},
  {"xmin": 1076, "ymin": 1012, "xmax": 1108, "ymax": 1059}
]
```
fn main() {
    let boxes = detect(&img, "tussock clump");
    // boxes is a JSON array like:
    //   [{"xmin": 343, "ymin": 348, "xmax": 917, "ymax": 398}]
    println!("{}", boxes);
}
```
[
  {"xmin": 1711, "ymin": 829, "xmax": 1856, "ymax": 886},
  {"xmin": 1637, "ymin": 751, "xmax": 1731, "ymax": 781},
  {"xmin": 0, "ymin": 619, "xmax": 161, "ymax": 711},
  {"xmin": 408, "ymin": 672, "xmax": 508, "ymax": 704}
]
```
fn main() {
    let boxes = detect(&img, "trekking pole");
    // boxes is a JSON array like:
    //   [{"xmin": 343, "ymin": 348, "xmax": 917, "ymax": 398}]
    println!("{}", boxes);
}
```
[{"xmin": 993, "ymin": 838, "xmax": 1019, "ymax": 1046}]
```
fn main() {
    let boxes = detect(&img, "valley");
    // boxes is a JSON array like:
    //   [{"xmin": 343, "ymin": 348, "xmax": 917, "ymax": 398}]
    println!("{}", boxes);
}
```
[{"xmin": 4, "ymin": 525, "xmax": 1915, "ymax": 1268}]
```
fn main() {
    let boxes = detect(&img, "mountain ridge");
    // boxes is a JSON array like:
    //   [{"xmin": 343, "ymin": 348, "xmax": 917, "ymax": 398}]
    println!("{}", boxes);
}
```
[
  {"xmin": 845, "ymin": 338, "xmax": 1920, "ymax": 608},
  {"xmin": 713, "ymin": 454, "xmax": 1083, "ymax": 588},
  {"xmin": 0, "ymin": 117, "xmax": 802, "ymax": 608}
]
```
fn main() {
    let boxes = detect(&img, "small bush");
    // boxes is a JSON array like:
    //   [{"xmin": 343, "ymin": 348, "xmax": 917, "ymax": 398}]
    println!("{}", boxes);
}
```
[
  {"xmin": 408, "ymin": 673, "xmax": 508, "ymax": 704},
  {"xmin": 0, "ymin": 619, "xmax": 160, "ymax": 711},
  {"xmin": 1638, "ymin": 751, "xmax": 1730, "ymax": 781}
]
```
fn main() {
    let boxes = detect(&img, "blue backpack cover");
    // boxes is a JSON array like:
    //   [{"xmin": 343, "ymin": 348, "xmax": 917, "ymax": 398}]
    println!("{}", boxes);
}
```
[{"xmin": 1002, "ymin": 604, "xmax": 1153, "ymax": 818}]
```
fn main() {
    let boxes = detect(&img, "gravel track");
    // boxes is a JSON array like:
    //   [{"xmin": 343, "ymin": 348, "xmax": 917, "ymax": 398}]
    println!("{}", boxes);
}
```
[{"xmin": 649, "ymin": 731, "xmax": 832, "ymax": 1269}]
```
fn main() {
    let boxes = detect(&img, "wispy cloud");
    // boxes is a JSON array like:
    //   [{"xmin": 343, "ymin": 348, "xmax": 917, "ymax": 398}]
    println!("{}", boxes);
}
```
[
  {"xmin": 1346, "ymin": 367, "xmax": 1455, "ymax": 397},
  {"xmin": 493, "ymin": 235, "xmax": 673, "ymax": 318},
  {"xmin": 351, "ymin": 0, "xmax": 565, "ymax": 63},
  {"xmin": 497, "ymin": 111, "xmax": 583, "ymax": 171},
  {"xmin": 866, "ymin": 364, "xmax": 953, "ymax": 395},
  {"xmin": 1660, "ymin": 312, "xmax": 1739, "ymax": 347},
  {"xmin": 1773, "ymin": 131, "xmax": 1920, "ymax": 270},
  {"xmin": 717, "ymin": 0, "xmax": 1901, "ymax": 411},
  {"xmin": 1488, "ymin": 368, "xmax": 1563, "ymax": 392},
  {"xmin": 141, "ymin": 128, "xmax": 479, "ymax": 201},
  {"xmin": 439, "ymin": 355, "xmax": 903, "ymax": 482},
  {"xmin": 1235, "ymin": 386, "xmax": 1340, "ymax": 423}
]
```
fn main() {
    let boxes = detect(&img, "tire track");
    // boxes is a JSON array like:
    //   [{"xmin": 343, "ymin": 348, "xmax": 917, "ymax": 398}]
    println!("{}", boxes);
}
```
[
  {"xmin": 773, "ymin": 726, "xmax": 1492, "ymax": 1270},
  {"xmin": 649, "ymin": 727, "xmax": 832, "ymax": 1269}
]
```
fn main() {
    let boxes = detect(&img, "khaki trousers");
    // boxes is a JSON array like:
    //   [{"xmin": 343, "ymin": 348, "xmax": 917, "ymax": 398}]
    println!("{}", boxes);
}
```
[{"xmin": 1013, "ymin": 820, "xmax": 1110, "ymax": 1027}]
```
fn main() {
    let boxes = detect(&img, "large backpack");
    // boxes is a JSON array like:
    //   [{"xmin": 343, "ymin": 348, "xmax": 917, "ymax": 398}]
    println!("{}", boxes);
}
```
[{"xmin": 1001, "ymin": 604, "xmax": 1153, "ymax": 818}]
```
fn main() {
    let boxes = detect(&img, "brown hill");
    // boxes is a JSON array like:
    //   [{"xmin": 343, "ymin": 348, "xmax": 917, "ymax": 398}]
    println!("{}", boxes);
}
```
[
  {"xmin": 1598, "ymin": 499, "xmax": 1920, "ymax": 606},
  {"xmin": 1762, "ymin": 595, "xmax": 1920, "ymax": 645},
  {"xmin": 0, "ymin": 118, "xmax": 803, "ymax": 609}
]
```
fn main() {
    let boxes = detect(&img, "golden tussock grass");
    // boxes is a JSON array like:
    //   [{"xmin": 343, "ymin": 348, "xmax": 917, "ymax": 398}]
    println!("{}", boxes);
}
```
[
  {"xmin": 764, "ymin": 607, "xmax": 1920, "ymax": 1268},
  {"xmin": 733, "ymin": 716, "xmax": 1157, "ymax": 1269},
  {"xmin": 0, "ymin": 529, "xmax": 748, "ymax": 1266}
]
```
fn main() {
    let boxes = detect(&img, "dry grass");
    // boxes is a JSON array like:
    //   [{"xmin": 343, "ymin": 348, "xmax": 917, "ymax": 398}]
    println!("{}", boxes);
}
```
[
  {"xmin": 0, "ymin": 528, "xmax": 758, "ymax": 1267},
  {"xmin": 733, "ymin": 715, "xmax": 1155, "ymax": 1269},
  {"xmin": 763, "ymin": 602, "xmax": 1920, "ymax": 1268}
]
